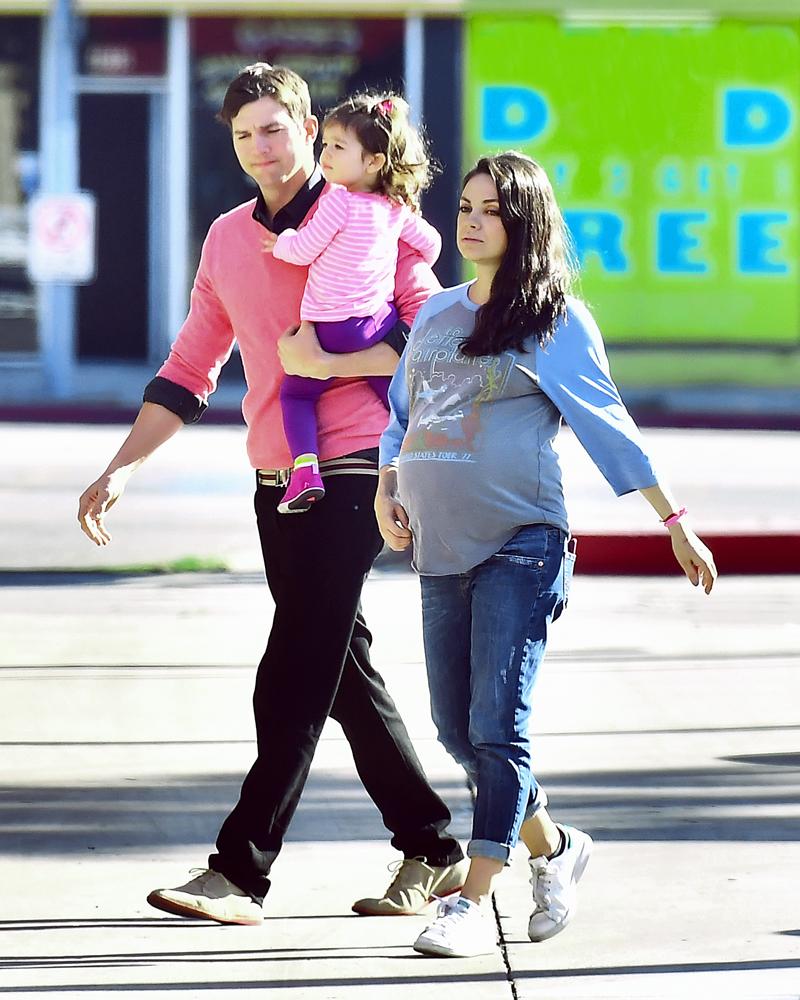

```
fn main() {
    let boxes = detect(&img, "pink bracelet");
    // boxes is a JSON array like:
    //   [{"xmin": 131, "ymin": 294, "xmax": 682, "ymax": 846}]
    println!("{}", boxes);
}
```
[{"xmin": 662, "ymin": 507, "xmax": 688, "ymax": 527}]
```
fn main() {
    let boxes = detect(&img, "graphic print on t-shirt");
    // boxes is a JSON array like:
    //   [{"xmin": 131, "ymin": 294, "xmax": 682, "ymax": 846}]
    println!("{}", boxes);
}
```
[{"xmin": 400, "ymin": 323, "xmax": 517, "ymax": 462}]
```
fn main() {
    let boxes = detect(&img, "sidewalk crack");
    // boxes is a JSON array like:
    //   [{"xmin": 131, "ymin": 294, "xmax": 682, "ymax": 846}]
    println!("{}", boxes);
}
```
[{"xmin": 492, "ymin": 891, "xmax": 520, "ymax": 1000}]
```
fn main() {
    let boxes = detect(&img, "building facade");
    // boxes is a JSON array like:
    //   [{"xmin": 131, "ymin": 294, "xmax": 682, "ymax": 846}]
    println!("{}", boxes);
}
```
[{"xmin": 0, "ymin": 1, "xmax": 798, "ymax": 412}]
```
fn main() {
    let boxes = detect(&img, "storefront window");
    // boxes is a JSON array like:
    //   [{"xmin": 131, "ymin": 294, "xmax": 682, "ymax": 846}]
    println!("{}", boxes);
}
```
[
  {"xmin": 79, "ymin": 16, "xmax": 166, "ymax": 77},
  {"xmin": 0, "ymin": 17, "xmax": 40, "ymax": 355}
]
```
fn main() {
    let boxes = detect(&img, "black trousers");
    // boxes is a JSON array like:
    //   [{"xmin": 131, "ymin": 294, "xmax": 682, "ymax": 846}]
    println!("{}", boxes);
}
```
[{"xmin": 209, "ymin": 467, "xmax": 463, "ymax": 904}]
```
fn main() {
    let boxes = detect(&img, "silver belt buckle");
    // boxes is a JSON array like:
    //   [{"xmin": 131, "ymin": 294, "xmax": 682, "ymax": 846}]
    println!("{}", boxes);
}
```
[{"xmin": 257, "ymin": 468, "xmax": 291, "ymax": 487}]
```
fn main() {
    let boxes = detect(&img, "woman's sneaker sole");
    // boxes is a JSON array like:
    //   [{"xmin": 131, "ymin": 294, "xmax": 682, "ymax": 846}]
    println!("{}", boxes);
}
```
[{"xmin": 413, "ymin": 938, "xmax": 496, "ymax": 958}]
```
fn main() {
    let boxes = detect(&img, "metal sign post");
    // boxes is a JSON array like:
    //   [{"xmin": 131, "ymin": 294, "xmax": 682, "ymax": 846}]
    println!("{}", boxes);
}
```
[{"xmin": 37, "ymin": 0, "xmax": 80, "ymax": 399}]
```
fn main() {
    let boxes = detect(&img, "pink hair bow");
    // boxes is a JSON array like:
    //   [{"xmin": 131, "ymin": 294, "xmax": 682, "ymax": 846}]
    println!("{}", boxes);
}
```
[{"xmin": 377, "ymin": 99, "xmax": 394, "ymax": 116}]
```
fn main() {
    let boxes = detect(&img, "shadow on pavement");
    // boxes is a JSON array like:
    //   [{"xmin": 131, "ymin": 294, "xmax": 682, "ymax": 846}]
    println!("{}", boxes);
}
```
[
  {"xmin": 0, "ymin": 943, "xmax": 417, "ymax": 971},
  {"xmin": 0, "ymin": 773, "xmax": 471, "ymax": 853},
  {"xmin": 0, "ymin": 972, "xmax": 513, "ymax": 992},
  {"xmin": 1, "ymin": 758, "xmax": 798, "ymax": 853},
  {"xmin": 538, "ymin": 759, "xmax": 800, "ymax": 842},
  {"xmin": 0, "ymin": 918, "xmax": 216, "ymax": 933},
  {"xmin": 512, "ymin": 958, "xmax": 800, "ymax": 979},
  {"xmin": 0, "ymin": 915, "xmax": 358, "ymax": 934}
]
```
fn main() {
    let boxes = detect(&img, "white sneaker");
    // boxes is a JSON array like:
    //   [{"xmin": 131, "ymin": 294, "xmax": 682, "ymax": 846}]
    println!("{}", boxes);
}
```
[
  {"xmin": 147, "ymin": 869, "xmax": 263, "ymax": 925},
  {"xmin": 528, "ymin": 825, "xmax": 593, "ymax": 942},
  {"xmin": 413, "ymin": 895, "xmax": 497, "ymax": 958}
]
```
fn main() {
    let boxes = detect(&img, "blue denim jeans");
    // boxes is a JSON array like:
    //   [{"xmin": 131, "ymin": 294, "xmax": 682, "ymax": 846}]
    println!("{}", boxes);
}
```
[{"xmin": 420, "ymin": 524, "xmax": 575, "ymax": 863}]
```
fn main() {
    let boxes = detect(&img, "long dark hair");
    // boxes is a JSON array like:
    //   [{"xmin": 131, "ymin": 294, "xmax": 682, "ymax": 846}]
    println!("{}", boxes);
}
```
[
  {"xmin": 323, "ymin": 92, "xmax": 435, "ymax": 211},
  {"xmin": 460, "ymin": 152, "xmax": 575, "ymax": 357}
]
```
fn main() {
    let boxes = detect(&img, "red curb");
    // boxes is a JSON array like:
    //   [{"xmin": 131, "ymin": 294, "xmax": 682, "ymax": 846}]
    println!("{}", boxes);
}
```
[{"xmin": 572, "ymin": 533, "xmax": 800, "ymax": 575}]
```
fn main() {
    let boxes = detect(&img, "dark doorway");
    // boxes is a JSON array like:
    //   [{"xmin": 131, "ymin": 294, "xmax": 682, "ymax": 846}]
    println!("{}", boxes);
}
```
[{"xmin": 77, "ymin": 93, "xmax": 149, "ymax": 360}]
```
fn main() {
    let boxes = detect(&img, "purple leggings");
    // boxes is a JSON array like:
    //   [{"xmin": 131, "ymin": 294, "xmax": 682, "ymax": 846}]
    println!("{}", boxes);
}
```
[{"xmin": 280, "ymin": 301, "xmax": 398, "ymax": 461}]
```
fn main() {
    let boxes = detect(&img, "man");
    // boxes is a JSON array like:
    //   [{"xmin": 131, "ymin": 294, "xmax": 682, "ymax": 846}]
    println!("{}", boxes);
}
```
[{"xmin": 77, "ymin": 63, "xmax": 466, "ymax": 924}]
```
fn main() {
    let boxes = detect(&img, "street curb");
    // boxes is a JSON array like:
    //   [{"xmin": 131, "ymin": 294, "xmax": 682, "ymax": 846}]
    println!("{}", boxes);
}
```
[
  {"xmin": 571, "ymin": 532, "xmax": 800, "ymax": 575},
  {"xmin": 375, "ymin": 533, "xmax": 800, "ymax": 575},
  {"xmin": 2, "ymin": 403, "xmax": 799, "ymax": 431},
  {"xmin": 1, "ymin": 535, "xmax": 796, "ymax": 579}
]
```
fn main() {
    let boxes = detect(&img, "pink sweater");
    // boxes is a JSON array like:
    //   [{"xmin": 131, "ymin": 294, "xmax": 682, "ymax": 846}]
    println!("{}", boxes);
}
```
[
  {"xmin": 272, "ymin": 185, "xmax": 442, "ymax": 322},
  {"xmin": 156, "ymin": 188, "xmax": 440, "ymax": 470}
]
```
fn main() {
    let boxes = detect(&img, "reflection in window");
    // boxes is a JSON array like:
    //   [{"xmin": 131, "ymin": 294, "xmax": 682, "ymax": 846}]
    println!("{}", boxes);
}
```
[{"xmin": 79, "ymin": 16, "xmax": 166, "ymax": 77}]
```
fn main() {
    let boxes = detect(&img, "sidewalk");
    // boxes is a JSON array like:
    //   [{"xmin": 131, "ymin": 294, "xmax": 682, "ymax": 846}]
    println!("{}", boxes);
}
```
[
  {"xmin": 1, "ymin": 422, "xmax": 798, "ymax": 574},
  {"xmin": 1, "ymin": 567, "xmax": 798, "ymax": 998}
]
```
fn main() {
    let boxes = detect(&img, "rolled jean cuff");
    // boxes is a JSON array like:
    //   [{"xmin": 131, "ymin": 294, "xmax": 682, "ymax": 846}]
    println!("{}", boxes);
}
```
[
  {"xmin": 523, "ymin": 784, "xmax": 549, "ymax": 822},
  {"xmin": 467, "ymin": 839, "xmax": 511, "ymax": 863}
]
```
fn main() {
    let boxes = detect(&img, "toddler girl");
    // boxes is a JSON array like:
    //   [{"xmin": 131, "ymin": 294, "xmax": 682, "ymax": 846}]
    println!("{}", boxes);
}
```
[{"xmin": 262, "ymin": 92, "xmax": 441, "ymax": 513}]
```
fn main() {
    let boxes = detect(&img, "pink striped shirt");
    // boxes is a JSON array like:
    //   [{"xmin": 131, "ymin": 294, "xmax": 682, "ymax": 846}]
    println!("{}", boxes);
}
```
[{"xmin": 272, "ymin": 185, "xmax": 442, "ymax": 322}]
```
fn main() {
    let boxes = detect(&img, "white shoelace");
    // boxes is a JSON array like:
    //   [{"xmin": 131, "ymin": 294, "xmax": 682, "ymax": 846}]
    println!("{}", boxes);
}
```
[
  {"xmin": 434, "ymin": 896, "xmax": 462, "ymax": 919},
  {"xmin": 530, "ymin": 863, "xmax": 555, "ymax": 910}
]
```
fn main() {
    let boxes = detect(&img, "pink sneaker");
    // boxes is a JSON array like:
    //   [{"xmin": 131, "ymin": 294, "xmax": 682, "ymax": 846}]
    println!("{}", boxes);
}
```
[{"xmin": 278, "ymin": 465, "xmax": 325, "ymax": 513}]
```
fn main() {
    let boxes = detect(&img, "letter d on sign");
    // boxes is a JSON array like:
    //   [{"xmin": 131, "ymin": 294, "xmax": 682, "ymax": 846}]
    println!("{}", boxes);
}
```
[
  {"xmin": 724, "ymin": 89, "xmax": 792, "ymax": 147},
  {"xmin": 482, "ymin": 86, "xmax": 549, "ymax": 143}
]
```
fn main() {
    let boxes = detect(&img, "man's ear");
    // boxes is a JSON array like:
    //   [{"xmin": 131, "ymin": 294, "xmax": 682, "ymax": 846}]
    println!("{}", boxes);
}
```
[{"xmin": 303, "ymin": 116, "xmax": 319, "ymax": 144}]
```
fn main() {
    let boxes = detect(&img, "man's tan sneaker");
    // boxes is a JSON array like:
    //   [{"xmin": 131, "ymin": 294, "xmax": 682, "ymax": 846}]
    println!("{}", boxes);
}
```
[
  {"xmin": 147, "ymin": 869, "xmax": 263, "ymax": 925},
  {"xmin": 352, "ymin": 857, "xmax": 469, "ymax": 916}
]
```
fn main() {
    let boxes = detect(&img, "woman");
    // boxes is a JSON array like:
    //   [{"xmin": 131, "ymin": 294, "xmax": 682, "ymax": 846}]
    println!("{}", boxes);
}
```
[{"xmin": 375, "ymin": 151, "xmax": 716, "ymax": 958}]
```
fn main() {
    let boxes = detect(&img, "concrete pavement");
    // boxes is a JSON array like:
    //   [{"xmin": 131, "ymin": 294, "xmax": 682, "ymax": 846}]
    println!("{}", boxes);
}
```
[
  {"xmin": 1, "ymin": 420, "xmax": 799, "ymax": 997},
  {"xmin": 1, "ymin": 567, "xmax": 799, "ymax": 998}
]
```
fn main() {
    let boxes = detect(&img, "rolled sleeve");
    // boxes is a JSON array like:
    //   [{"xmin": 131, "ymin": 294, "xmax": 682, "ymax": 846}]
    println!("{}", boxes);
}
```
[{"xmin": 143, "ymin": 376, "xmax": 207, "ymax": 425}]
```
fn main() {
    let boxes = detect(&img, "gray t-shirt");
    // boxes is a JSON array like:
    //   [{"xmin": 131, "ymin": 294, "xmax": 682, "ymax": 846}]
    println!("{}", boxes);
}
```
[{"xmin": 379, "ymin": 282, "xmax": 659, "ymax": 575}]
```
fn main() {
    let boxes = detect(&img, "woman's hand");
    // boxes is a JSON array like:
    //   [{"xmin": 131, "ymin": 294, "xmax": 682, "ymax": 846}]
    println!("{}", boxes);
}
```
[
  {"xmin": 375, "ymin": 469, "xmax": 412, "ymax": 551},
  {"xmin": 277, "ymin": 322, "xmax": 332, "ymax": 379},
  {"xmin": 668, "ymin": 524, "xmax": 717, "ymax": 594},
  {"xmin": 77, "ymin": 470, "xmax": 129, "ymax": 546},
  {"xmin": 638, "ymin": 486, "xmax": 717, "ymax": 594}
]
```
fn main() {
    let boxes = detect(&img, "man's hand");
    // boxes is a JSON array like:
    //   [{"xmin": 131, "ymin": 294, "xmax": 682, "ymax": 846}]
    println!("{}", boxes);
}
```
[
  {"xmin": 374, "ymin": 468, "xmax": 412, "ymax": 552},
  {"xmin": 77, "ymin": 471, "xmax": 128, "ymax": 546},
  {"xmin": 277, "ymin": 321, "xmax": 332, "ymax": 379}
]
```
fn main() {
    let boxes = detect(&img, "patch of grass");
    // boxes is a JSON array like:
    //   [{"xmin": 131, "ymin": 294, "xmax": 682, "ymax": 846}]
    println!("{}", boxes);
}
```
[{"xmin": 4, "ymin": 556, "xmax": 231, "ymax": 577}]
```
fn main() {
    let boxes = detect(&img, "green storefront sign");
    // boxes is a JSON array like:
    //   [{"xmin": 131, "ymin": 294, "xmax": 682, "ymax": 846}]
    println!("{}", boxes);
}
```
[{"xmin": 466, "ymin": 17, "xmax": 799, "ymax": 349}]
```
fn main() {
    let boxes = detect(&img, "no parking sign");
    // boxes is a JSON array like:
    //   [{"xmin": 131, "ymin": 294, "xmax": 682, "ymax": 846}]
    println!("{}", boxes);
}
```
[{"xmin": 27, "ymin": 191, "xmax": 97, "ymax": 284}]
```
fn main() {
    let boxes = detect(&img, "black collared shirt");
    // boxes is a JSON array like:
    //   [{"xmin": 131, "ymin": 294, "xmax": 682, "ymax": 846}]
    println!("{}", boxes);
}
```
[{"xmin": 251, "ymin": 164, "xmax": 326, "ymax": 234}]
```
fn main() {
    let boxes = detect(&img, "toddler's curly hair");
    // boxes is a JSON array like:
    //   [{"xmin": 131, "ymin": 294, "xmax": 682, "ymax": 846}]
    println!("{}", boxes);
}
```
[{"xmin": 323, "ymin": 92, "xmax": 436, "ymax": 211}]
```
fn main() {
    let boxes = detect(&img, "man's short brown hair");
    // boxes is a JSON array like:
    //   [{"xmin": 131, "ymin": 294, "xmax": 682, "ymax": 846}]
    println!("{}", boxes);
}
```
[{"xmin": 218, "ymin": 63, "xmax": 312, "ymax": 125}]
